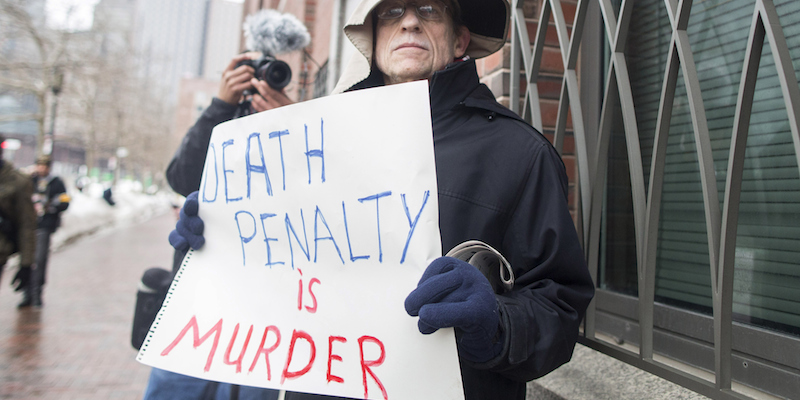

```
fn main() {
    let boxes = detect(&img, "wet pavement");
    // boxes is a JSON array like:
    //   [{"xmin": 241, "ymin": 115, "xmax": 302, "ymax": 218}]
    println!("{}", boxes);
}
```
[
  {"xmin": 0, "ymin": 209, "xmax": 700, "ymax": 400},
  {"xmin": 0, "ymin": 212, "xmax": 176, "ymax": 400}
]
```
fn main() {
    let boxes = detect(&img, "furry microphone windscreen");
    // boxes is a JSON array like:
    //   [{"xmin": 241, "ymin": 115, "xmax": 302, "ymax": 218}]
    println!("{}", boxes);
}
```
[{"xmin": 243, "ymin": 9, "xmax": 311, "ymax": 56}]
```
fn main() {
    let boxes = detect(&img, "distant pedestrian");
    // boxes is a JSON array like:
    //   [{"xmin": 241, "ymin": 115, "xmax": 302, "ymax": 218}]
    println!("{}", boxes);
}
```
[
  {"xmin": 75, "ymin": 175, "xmax": 90, "ymax": 192},
  {"xmin": 0, "ymin": 135, "xmax": 37, "ymax": 303},
  {"xmin": 103, "ymin": 187, "xmax": 115, "ymax": 206},
  {"xmin": 21, "ymin": 155, "xmax": 70, "ymax": 308}
]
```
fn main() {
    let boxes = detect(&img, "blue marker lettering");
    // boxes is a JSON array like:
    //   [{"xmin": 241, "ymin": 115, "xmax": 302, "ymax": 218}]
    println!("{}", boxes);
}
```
[
  {"xmin": 246, "ymin": 132, "xmax": 273, "ymax": 197},
  {"xmin": 305, "ymin": 119, "xmax": 325, "ymax": 185},
  {"xmin": 285, "ymin": 210, "xmax": 310, "ymax": 269},
  {"xmin": 269, "ymin": 130, "xmax": 289, "ymax": 191},
  {"xmin": 358, "ymin": 191, "xmax": 391, "ymax": 263},
  {"xmin": 400, "ymin": 191, "xmax": 430, "ymax": 264},
  {"xmin": 235, "ymin": 211, "xmax": 257, "ymax": 266},
  {"xmin": 342, "ymin": 201, "xmax": 369, "ymax": 262},
  {"xmin": 259, "ymin": 213, "xmax": 284, "ymax": 267},
  {"xmin": 313, "ymin": 206, "xmax": 344, "ymax": 264},
  {"xmin": 201, "ymin": 143, "xmax": 218, "ymax": 203},
  {"xmin": 223, "ymin": 139, "xmax": 242, "ymax": 203}
]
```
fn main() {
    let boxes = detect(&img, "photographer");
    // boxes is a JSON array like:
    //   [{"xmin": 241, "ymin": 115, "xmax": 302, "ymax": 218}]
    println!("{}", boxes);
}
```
[
  {"xmin": 166, "ymin": 52, "xmax": 293, "ymax": 198},
  {"xmin": 144, "ymin": 53, "xmax": 293, "ymax": 400},
  {"xmin": 143, "ymin": 11, "xmax": 309, "ymax": 399},
  {"xmin": 167, "ymin": 8, "xmax": 307, "ymax": 199}
]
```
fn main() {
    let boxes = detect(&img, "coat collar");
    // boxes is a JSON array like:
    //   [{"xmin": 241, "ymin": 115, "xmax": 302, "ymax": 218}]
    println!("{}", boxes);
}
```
[
  {"xmin": 429, "ymin": 58, "xmax": 480, "ymax": 115},
  {"xmin": 340, "ymin": 58, "xmax": 524, "ymax": 126},
  {"xmin": 429, "ymin": 59, "xmax": 526, "ymax": 123}
]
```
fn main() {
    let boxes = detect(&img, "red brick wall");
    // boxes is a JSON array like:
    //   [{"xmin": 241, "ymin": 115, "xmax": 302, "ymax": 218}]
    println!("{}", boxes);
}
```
[{"xmin": 476, "ymin": 0, "xmax": 580, "ymax": 221}]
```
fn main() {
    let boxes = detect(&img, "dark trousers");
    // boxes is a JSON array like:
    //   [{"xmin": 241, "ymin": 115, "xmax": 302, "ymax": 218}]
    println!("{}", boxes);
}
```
[{"xmin": 31, "ymin": 228, "xmax": 53, "ymax": 293}]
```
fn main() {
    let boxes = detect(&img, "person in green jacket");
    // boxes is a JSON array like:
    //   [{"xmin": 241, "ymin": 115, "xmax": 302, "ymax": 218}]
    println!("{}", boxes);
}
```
[{"xmin": 0, "ymin": 136, "xmax": 37, "ymax": 305}]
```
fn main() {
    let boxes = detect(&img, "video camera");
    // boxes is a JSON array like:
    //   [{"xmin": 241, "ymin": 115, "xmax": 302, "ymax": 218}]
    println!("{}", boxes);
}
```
[{"xmin": 240, "ymin": 9, "xmax": 310, "ymax": 91}]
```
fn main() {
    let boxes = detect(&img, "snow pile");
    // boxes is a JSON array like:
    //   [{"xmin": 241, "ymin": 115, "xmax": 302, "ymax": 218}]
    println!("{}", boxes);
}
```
[{"xmin": 51, "ymin": 181, "xmax": 175, "ymax": 251}]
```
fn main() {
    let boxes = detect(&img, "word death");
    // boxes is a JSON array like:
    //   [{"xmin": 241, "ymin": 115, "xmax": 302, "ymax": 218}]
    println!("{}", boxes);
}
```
[
  {"xmin": 161, "ymin": 316, "xmax": 389, "ymax": 400},
  {"xmin": 200, "ymin": 121, "xmax": 326, "ymax": 203}
]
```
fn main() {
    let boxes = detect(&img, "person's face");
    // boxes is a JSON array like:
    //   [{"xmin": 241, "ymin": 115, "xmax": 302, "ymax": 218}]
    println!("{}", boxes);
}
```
[
  {"xmin": 374, "ymin": 0, "xmax": 470, "ymax": 85},
  {"xmin": 36, "ymin": 163, "xmax": 50, "ymax": 176}
]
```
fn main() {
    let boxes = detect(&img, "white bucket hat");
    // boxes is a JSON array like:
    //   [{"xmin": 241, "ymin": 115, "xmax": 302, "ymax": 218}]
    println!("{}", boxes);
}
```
[{"xmin": 333, "ymin": 0, "xmax": 510, "ymax": 93}]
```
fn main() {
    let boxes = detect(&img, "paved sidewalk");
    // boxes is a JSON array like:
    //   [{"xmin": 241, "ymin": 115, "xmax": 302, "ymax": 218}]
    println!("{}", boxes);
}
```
[
  {"xmin": 0, "ymin": 208, "xmax": 710, "ymax": 400},
  {"xmin": 526, "ymin": 344, "xmax": 709, "ymax": 400},
  {"xmin": 0, "ymin": 212, "xmax": 176, "ymax": 400}
]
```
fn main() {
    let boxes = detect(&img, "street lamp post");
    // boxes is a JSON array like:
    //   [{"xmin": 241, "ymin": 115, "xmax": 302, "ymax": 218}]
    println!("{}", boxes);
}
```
[
  {"xmin": 43, "ymin": 68, "xmax": 64, "ymax": 156},
  {"xmin": 114, "ymin": 146, "xmax": 128, "ymax": 185}
]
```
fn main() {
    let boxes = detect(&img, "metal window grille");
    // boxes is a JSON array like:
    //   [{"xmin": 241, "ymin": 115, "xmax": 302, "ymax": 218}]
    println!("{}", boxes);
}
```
[
  {"xmin": 313, "ymin": 60, "xmax": 329, "ymax": 99},
  {"xmin": 509, "ymin": 0, "xmax": 800, "ymax": 399}
]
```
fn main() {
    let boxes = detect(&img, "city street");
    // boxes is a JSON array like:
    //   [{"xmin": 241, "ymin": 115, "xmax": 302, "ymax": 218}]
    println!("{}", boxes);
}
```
[{"xmin": 0, "ymin": 212, "xmax": 176, "ymax": 400}]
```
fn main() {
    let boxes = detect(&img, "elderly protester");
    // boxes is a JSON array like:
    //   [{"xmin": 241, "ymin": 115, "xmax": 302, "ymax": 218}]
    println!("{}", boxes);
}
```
[{"xmin": 160, "ymin": 1, "xmax": 595, "ymax": 399}]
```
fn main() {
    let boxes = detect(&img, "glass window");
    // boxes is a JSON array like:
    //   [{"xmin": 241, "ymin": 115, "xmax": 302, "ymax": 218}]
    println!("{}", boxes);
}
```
[{"xmin": 603, "ymin": 0, "xmax": 800, "ymax": 337}]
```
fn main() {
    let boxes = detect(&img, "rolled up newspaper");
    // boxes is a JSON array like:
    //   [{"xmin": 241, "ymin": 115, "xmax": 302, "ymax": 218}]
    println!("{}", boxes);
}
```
[{"xmin": 445, "ymin": 240, "xmax": 514, "ymax": 294}]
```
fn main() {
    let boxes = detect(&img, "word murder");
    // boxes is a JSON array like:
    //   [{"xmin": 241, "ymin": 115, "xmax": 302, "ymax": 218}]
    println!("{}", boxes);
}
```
[
  {"xmin": 161, "ymin": 316, "xmax": 390, "ymax": 400},
  {"xmin": 198, "ymin": 120, "xmax": 433, "ymax": 268}
]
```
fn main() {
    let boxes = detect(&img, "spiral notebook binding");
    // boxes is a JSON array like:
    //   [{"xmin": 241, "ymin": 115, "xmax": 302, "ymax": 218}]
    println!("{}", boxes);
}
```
[{"xmin": 136, "ymin": 249, "xmax": 194, "ymax": 361}]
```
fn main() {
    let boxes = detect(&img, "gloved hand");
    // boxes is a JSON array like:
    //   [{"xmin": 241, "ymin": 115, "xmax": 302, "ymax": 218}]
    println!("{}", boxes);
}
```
[
  {"xmin": 405, "ymin": 256, "xmax": 503, "ymax": 363},
  {"xmin": 12, "ymin": 265, "xmax": 32, "ymax": 292},
  {"xmin": 168, "ymin": 191, "xmax": 205, "ymax": 252}
]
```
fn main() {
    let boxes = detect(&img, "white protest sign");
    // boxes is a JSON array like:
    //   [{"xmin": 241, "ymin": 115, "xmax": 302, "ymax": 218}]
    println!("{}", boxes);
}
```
[{"xmin": 137, "ymin": 81, "xmax": 465, "ymax": 399}]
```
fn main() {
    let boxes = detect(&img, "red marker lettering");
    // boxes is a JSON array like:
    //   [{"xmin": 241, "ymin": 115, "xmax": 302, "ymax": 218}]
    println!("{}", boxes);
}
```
[
  {"xmin": 281, "ymin": 329, "xmax": 316, "ymax": 383},
  {"xmin": 305, "ymin": 278, "xmax": 321, "ymax": 313},
  {"xmin": 297, "ymin": 269, "xmax": 304, "ymax": 311},
  {"xmin": 359, "ymin": 335, "xmax": 387, "ymax": 400},
  {"xmin": 327, "ymin": 335, "xmax": 347, "ymax": 384},
  {"xmin": 248, "ymin": 325, "xmax": 281, "ymax": 380},
  {"xmin": 161, "ymin": 315, "xmax": 223, "ymax": 372},
  {"xmin": 223, "ymin": 323, "xmax": 254, "ymax": 373}
]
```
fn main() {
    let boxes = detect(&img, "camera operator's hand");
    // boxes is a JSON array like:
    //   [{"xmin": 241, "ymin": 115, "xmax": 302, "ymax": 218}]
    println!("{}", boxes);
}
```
[
  {"xmin": 250, "ymin": 78, "xmax": 295, "ymax": 112},
  {"xmin": 218, "ymin": 53, "xmax": 259, "ymax": 105}
]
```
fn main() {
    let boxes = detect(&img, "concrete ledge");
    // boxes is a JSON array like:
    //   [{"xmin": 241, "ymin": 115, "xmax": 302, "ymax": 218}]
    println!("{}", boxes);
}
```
[
  {"xmin": 527, "ymin": 382, "xmax": 568, "ymax": 400},
  {"xmin": 526, "ymin": 344, "xmax": 709, "ymax": 400}
]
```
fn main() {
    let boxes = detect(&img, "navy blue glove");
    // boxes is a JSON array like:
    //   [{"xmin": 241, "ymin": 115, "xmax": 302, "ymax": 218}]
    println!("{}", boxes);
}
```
[
  {"xmin": 168, "ymin": 191, "xmax": 205, "ymax": 252},
  {"xmin": 405, "ymin": 256, "xmax": 502, "ymax": 363}
]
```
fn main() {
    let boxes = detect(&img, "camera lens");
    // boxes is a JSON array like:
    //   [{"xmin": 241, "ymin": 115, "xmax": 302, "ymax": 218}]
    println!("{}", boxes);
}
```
[{"xmin": 257, "ymin": 60, "xmax": 292, "ymax": 90}]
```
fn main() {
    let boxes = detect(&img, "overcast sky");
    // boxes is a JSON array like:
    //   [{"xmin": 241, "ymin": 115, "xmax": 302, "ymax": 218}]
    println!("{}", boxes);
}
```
[
  {"xmin": 45, "ymin": 0, "xmax": 246, "ymax": 31},
  {"xmin": 45, "ymin": 0, "xmax": 99, "ymax": 31}
]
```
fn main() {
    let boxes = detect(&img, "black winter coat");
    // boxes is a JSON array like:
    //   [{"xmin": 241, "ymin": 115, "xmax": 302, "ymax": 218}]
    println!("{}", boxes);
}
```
[
  {"xmin": 429, "ymin": 60, "xmax": 593, "ymax": 399},
  {"xmin": 32, "ymin": 174, "xmax": 69, "ymax": 232},
  {"xmin": 167, "ymin": 98, "xmax": 239, "ymax": 197}
]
